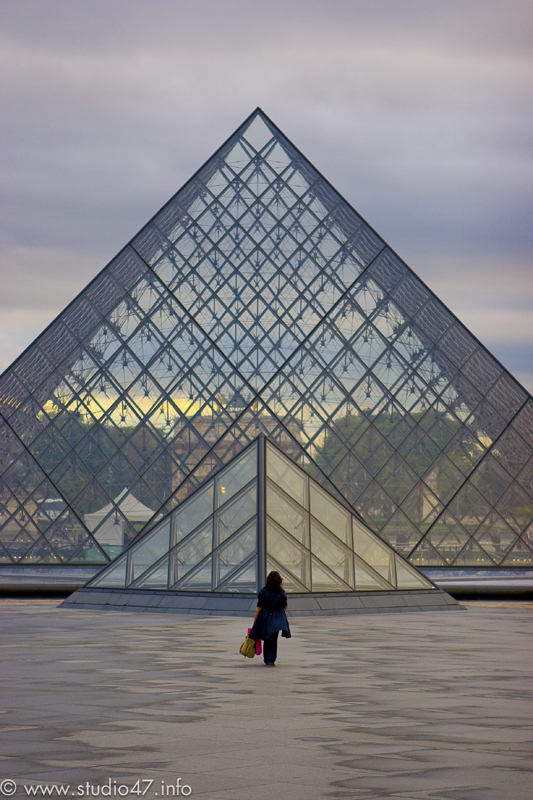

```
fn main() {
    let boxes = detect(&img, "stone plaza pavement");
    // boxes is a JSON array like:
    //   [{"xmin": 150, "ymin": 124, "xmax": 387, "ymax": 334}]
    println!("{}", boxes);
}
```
[{"xmin": 0, "ymin": 601, "xmax": 531, "ymax": 800}]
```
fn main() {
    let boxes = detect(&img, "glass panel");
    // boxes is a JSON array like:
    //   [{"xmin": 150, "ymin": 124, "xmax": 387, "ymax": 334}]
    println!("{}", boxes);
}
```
[
  {"xmin": 20, "ymin": 537, "xmax": 61, "ymax": 563},
  {"xmin": 352, "ymin": 427, "xmax": 394, "ymax": 475},
  {"xmin": 87, "ymin": 505, "xmax": 125, "ymax": 556},
  {"xmin": 426, "ymin": 516, "xmax": 470, "ymax": 564},
  {"xmin": 266, "ymin": 481, "xmax": 308, "ymax": 545},
  {"xmin": 474, "ymin": 513, "xmax": 517, "ymax": 564},
  {"xmin": 352, "ymin": 518, "xmax": 395, "ymax": 583},
  {"xmin": 516, "ymin": 457, "xmax": 533, "ymax": 496},
  {"xmin": 444, "ymin": 428, "xmax": 485, "ymax": 476},
  {"xmin": 395, "ymin": 558, "xmax": 433, "ymax": 589},
  {"xmin": 486, "ymin": 374, "xmax": 527, "ymax": 421},
  {"xmin": 216, "ymin": 484, "xmax": 257, "ymax": 545},
  {"xmin": 329, "ymin": 451, "xmax": 372, "ymax": 506},
  {"xmin": 175, "ymin": 555, "xmax": 213, "ymax": 590},
  {"xmin": 397, "ymin": 427, "xmax": 441, "ymax": 477},
  {"xmin": 0, "ymin": 520, "xmax": 38, "ymax": 561},
  {"xmin": 376, "ymin": 454, "xmax": 418, "ymax": 505},
  {"xmin": 310, "ymin": 483, "xmax": 351, "ymax": 545},
  {"xmin": 495, "ymin": 482, "xmax": 533, "ymax": 534},
  {"xmin": 401, "ymin": 484, "xmax": 443, "ymax": 533},
  {"xmin": 243, "ymin": 113, "xmax": 274, "ymax": 150},
  {"xmin": 469, "ymin": 456, "xmax": 512, "ymax": 506},
  {"xmin": 310, "ymin": 520, "xmax": 354, "ymax": 587},
  {"xmin": 67, "ymin": 536, "xmax": 107, "ymax": 563},
  {"xmin": 500, "ymin": 539, "xmax": 533, "ymax": 566},
  {"xmin": 217, "ymin": 557, "xmax": 257, "ymax": 592},
  {"xmin": 173, "ymin": 483, "xmax": 214, "ymax": 545},
  {"xmin": 215, "ymin": 443, "xmax": 257, "ymax": 508},
  {"xmin": 89, "ymin": 554, "xmax": 127, "ymax": 588},
  {"xmin": 130, "ymin": 520, "xmax": 170, "ymax": 582},
  {"xmin": 266, "ymin": 555, "xmax": 308, "ymax": 592},
  {"xmin": 214, "ymin": 520, "xmax": 256, "ymax": 586},
  {"xmin": 448, "ymin": 483, "xmax": 491, "ymax": 534},
  {"xmin": 491, "ymin": 428, "xmax": 532, "ymax": 478},
  {"xmin": 133, "ymin": 555, "xmax": 169, "ymax": 589},
  {"xmin": 266, "ymin": 442, "xmax": 307, "ymax": 507},
  {"xmin": 380, "ymin": 511, "xmax": 424, "ymax": 554},
  {"xmin": 461, "ymin": 348, "xmax": 502, "ymax": 392},
  {"xmin": 511, "ymin": 399, "xmax": 533, "ymax": 447},
  {"xmin": 453, "ymin": 540, "xmax": 494, "ymax": 566},
  {"xmin": 170, "ymin": 520, "xmax": 212, "ymax": 586},
  {"xmin": 422, "ymin": 452, "xmax": 464, "ymax": 504},
  {"xmin": 354, "ymin": 558, "xmax": 392, "ymax": 590},
  {"xmin": 266, "ymin": 519, "xmax": 311, "ymax": 588},
  {"xmin": 44, "ymin": 511, "xmax": 87, "ymax": 560},
  {"xmin": 408, "ymin": 539, "xmax": 447, "ymax": 568},
  {"xmin": 311, "ymin": 556, "xmax": 351, "ymax": 592}
]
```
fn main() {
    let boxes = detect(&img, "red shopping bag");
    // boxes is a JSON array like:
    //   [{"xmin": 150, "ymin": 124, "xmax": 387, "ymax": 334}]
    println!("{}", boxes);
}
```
[{"xmin": 248, "ymin": 628, "xmax": 262, "ymax": 656}]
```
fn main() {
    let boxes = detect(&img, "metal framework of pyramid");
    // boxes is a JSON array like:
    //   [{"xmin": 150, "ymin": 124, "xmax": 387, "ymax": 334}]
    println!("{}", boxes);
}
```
[
  {"xmin": 1, "ymin": 108, "xmax": 532, "ymax": 584},
  {"xmin": 86, "ymin": 436, "xmax": 434, "ymax": 594}
]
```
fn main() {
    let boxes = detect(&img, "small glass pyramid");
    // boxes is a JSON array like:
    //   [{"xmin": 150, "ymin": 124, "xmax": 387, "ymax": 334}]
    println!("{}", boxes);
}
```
[
  {"xmin": 0, "ymin": 109, "xmax": 531, "ymax": 579},
  {"xmin": 88, "ymin": 435, "xmax": 433, "ymax": 593}
]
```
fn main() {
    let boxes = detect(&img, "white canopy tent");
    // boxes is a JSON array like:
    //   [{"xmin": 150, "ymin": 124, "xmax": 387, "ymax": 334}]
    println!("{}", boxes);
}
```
[{"xmin": 85, "ymin": 490, "xmax": 155, "ymax": 550}]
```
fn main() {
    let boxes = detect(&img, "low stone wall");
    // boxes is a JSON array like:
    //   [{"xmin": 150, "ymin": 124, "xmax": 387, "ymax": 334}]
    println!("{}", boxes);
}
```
[{"xmin": 60, "ymin": 587, "xmax": 463, "ymax": 616}]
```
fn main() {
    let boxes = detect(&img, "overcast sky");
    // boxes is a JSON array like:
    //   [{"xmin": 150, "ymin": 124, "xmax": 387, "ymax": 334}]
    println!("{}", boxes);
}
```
[{"xmin": 1, "ymin": 0, "xmax": 532, "ymax": 392}]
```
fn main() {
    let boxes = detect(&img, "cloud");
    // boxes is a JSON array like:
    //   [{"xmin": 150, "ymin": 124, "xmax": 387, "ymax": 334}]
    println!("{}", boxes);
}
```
[{"xmin": 0, "ymin": 0, "xmax": 531, "ymax": 391}]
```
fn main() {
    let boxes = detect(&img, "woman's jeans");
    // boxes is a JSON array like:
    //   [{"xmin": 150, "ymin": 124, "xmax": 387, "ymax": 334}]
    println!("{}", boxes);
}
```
[{"xmin": 263, "ymin": 631, "xmax": 279, "ymax": 664}]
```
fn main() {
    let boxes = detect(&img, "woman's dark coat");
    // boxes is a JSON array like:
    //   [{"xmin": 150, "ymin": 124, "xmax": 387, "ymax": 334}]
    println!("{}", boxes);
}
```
[{"xmin": 249, "ymin": 587, "xmax": 291, "ymax": 641}]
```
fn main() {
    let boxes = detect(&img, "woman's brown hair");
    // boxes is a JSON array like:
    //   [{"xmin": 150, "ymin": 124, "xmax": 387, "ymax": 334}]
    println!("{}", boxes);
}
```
[{"xmin": 265, "ymin": 571, "xmax": 283, "ymax": 591}]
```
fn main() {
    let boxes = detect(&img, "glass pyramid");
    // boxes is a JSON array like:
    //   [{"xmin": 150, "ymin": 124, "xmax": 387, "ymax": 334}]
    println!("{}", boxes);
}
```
[
  {"xmin": 0, "ymin": 109, "xmax": 531, "ymax": 578},
  {"xmin": 88, "ymin": 436, "xmax": 433, "ymax": 593}
]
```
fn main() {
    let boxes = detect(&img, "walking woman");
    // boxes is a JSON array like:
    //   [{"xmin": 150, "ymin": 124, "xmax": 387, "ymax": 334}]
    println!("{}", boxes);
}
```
[{"xmin": 248, "ymin": 571, "xmax": 291, "ymax": 666}]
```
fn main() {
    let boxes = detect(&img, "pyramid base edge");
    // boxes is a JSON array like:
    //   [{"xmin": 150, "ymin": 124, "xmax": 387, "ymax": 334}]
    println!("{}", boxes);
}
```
[{"xmin": 58, "ymin": 587, "xmax": 463, "ymax": 615}]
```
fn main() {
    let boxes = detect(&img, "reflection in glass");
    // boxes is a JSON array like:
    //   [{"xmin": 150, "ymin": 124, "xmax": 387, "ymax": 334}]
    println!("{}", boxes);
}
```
[
  {"xmin": 214, "ymin": 521, "xmax": 256, "ymax": 586},
  {"xmin": 90, "ymin": 553, "xmax": 127, "ymax": 587},
  {"xmin": 501, "ymin": 539, "xmax": 533, "ymax": 566},
  {"xmin": 218, "ymin": 557, "xmax": 257, "ymax": 592},
  {"xmin": 352, "ymin": 519, "xmax": 395, "ymax": 583},
  {"xmin": 215, "ymin": 444, "xmax": 257, "ymax": 508},
  {"xmin": 266, "ymin": 555, "xmax": 307, "ymax": 591},
  {"xmin": 426, "ymin": 522, "xmax": 470, "ymax": 564},
  {"xmin": 454, "ymin": 540, "xmax": 493, "ymax": 566},
  {"xmin": 266, "ymin": 442, "xmax": 307, "ymax": 507},
  {"xmin": 473, "ymin": 514, "xmax": 517, "ymax": 564},
  {"xmin": 173, "ymin": 484, "xmax": 213, "ymax": 545},
  {"xmin": 134, "ymin": 555, "xmax": 169, "ymax": 588},
  {"xmin": 267, "ymin": 482, "xmax": 308, "ymax": 545},
  {"xmin": 311, "ymin": 520, "xmax": 354, "ymax": 587},
  {"xmin": 266, "ymin": 519, "xmax": 310, "ymax": 588},
  {"xmin": 131, "ymin": 520, "xmax": 170, "ymax": 581},
  {"xmin": 395, "ymin": 559, "xmax": 432, "ymax": 589},
  {"xmin": 311, "ymin": 556, "xmax": 350, "ymax": 591},
  {"xmin": 170, "ymin": 520, "xmax": 212, "ymax": 586},
  {"xmin": 216, "ymin": 484, "xmax": 256, "ymax": 545},
  {"xmin": 310, "ymin": 483, "xmax": 351, "ymax": 545},
  {"xmin": 409, "ymin": 538, "xmax": 447, "ymax": 567},
  {"xmin": 354, "ymin": 558, "xmax": 392, "ymax": 590},
  {"xmin": 176, "ymin": 557, "xmax": 213, "ymax": 590}
]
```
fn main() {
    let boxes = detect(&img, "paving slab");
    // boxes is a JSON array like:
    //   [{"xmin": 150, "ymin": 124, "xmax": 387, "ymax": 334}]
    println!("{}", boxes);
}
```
[{"xmin": 0, "ymin": 599, "xmax": 531, "ymax": 800}]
